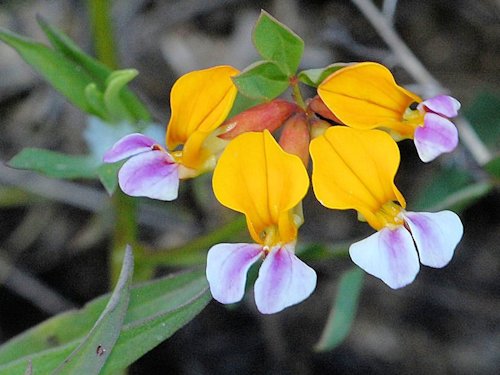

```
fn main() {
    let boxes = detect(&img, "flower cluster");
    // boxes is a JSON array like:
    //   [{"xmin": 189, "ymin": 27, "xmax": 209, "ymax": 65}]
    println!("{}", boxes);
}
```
[{"xmin": 104, "ymin": 61, "xmax": 463, "ymax": 314}]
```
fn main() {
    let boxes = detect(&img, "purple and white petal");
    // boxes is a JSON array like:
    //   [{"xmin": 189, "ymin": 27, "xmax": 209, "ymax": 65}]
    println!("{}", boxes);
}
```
[
  {"xmin": 418, "ymin": 95, "xmax": 461, "ymax": 118},
  {"xmin": 414, "ymin": 113, "xmax": 459, "ymax": 162},
  {"xmin": 254, "ymin": 244, "xmax": 317, "ymax": 314},
  {"xmin": 103, "ymin": 133, "xmax": 159, "ymax": 163},
  {"xmin": 206, "ymin": 243, "xmax": 263, "ymax": 304},
  {"xmin": 404, "ymin": 211, "xmax": 463, "ymax": 268},
  {"xmin": 349, "ymin": 227, "xmax": 420, "ymax": 289},
  {"xmin": 118, "ymin": 151, "xmax": 179, "ymax": 200}
]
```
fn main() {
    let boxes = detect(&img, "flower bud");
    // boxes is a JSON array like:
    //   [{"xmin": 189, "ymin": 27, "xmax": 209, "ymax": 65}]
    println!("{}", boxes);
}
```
[
  {"xmin": 217, "ymin": 99, "xmax": 298, "ymax": 140},
  {"xmin": 308, "ymin": 95, "xmax": 341, "ymax": 123},
  {"xmin": 279, "ymin": 112, "xmax": 310, "ymax": 167},
  {"xmin": 309, "ymin": 118, "xmax": 331, "ymax": 139}
]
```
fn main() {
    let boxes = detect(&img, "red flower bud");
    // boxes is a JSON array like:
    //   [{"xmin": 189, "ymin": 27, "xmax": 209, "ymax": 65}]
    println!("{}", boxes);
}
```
[
  {"xmin": 217, "ymin": 99, "xmax": 298, "ymax": 140},
  {"xmin": 279, "ymin": 112, "xmax": 310, "ymax": 167},
  {"xmin": 308, "ymin": 96, "xmax": 341, "ymax": 123}
]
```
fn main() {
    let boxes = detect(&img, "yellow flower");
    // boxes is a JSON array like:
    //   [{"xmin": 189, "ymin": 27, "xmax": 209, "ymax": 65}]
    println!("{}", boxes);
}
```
[
  {"xmin": 208, "ymin": 130, "xmax": 316, "ymax": 314},
  {"xmin": 310, "ymin": 126, "xmax": 405, "ymax": 230},
  {"xmin": 213, "ymin": 130, "xmax": 309, "ymax": 245},
  {"xmin": 166, "ymin": 65, "xmax": 239, "ymax": 174},
  {"xmin": 310, "ymin": 126, "xmax": 462, "ymax": 289},
  {"xmin": 317, "ymin": 62, "xmax": 421, "ymax": 138}
]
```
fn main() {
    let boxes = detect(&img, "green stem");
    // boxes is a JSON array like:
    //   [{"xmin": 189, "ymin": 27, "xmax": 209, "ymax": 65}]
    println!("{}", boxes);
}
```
[
  {"xmin": 138, "ymin": 216, "xmax": 247, "ymax": 267},
  {"xmin": 291, "ymin": 77, "xmax": 306, "ymax": 110},
  {"xmin": 87, "ymin": 0, "xmax": 138, "ymax": 287},
  {"xmin": 88, "ymin": 0, "xmax": 118, "ymax": 69}
]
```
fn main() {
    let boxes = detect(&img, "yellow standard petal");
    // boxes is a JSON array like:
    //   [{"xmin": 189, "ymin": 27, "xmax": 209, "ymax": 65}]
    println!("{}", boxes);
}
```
[
  {"xmin": 317, "ymin": 62, "xmax": 421, "ymax": 136},
  {"xmin": 310, "ymin": 126, "xmax": 406, "ymax": 230},
  {"xmin": 166, "ymin": 65, "xmax": 239, "ymax": 150},
  {"xmin": 213, "ymin": 130, "xmax": 309, "ymax": 245}
]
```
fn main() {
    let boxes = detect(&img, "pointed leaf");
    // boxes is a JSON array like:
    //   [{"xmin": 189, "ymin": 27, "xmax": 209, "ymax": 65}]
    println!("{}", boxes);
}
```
[
  {"xmin": 253, "ymin": 10, "xmax": 304, "ymax": 75},
  {"xmin": 52, "ymin": 246, "xmax": 133, "ymax": 374},
  {"xmin": 315, "ymin": 267, "xmax": 364, "ymax": 351},
  {"xmin": 233, "ymin": 61, "xmax": 289, "ymax": 101},
  {"xmin": 0, "ymin": 28, "xmax": 96, "ymax": 114},
  {"xmin": 8, "ymin": 149, "xmax": 97, "ymax": 179},
  {"xmin": 0, "ymin": 270, "xmax": 210, "ymax": 375},
  {"xmin": 37, "ymin": 16, "xmax": 150, "ymax": 122},
  {"xmin": 104, "ymin": 70, "xmax": 140, "ymax": 123},
  {"xmin": 298, "ymin": 63, "xmax": 350, "ymax": 87}
]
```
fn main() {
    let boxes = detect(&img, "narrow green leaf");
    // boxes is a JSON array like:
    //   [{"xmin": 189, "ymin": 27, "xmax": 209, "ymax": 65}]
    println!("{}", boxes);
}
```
[
  {"xmin": 104, "ymin": 70, "xmax": 139, "ymax": 122},
  {"xmin": 85, "ymin": 83, "xmax": 109, "ymax": 120},
  {"xmin": 463, "ymin": 91, "xmax": 500, "ymax": 149},
  {"xmin": 8, "ymin": 149, "xmax": 97, "ymax": 179},
  {"xmin": 52, "ymin": 246, "xmax": 133, "ymax": 375},
  {"xmin": 36, "ymin": 15, "xmax": 110, "ymax": 85},
  {"xmin": 0, "ymin": 270, "xmax": 210, "ymax": 375},
  {"xmin": 253, "ymin": 10, "xmax": 304, "ymax": 75},
  {"xmin": 484, "ymin": 155, "xmax": 500, "ymax": 179},
  {"xmin": 425, "ymin": 182, "xmax": 493, "ymax": 213},
  {"xmin": 233, "ymin": 61, "xmax": 289, "ymax": 101},
  {"xmin": 0, "ymin": 28, "xmax": 97, "ymax": 114},
  {"xmin": 315, "ymin": 267, "xmax": 364, "ymax": 351},
  {"xmin": 298, "ymin": 63, "xmax": 350, "ymax": 87},
  {"xmin": 413, "ymin": 165, "xmax": 492, "ymax": 212},
  {"xmin": 97, "ymin": 162, "xmax": 121, "ymax": 195}
]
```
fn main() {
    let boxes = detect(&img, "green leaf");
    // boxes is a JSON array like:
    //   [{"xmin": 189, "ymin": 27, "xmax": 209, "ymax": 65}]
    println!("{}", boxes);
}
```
[
  {"xmin": 0, "ymin": 28, "xmax": 97, "ymax": 114},
  {"xmin": 228, "ymin": 92, "xmax": 265, "ymax": 118},
  {"xmin": 483, "ymin": 154, "xmax": 500, "ymax": 179},
  {"xmin": 36, "ymin": 15, "xmax": 110, "ymax": 85},
  {"xmin": 463, "ymin": 91, "xmax": 500, "ymax": 150},
  {"xmin": 315, "ymin": 267, "xmax": 364, "ymax": 351},
  {"xmin": 104, "ymin": 70, "xmax": 140, "ymax": 123},
  {"xmin": 97, "ymin": 162, "xmax": 122, "ymax": 195},
  {"xmin": 253, "ymin": 10, "xmax": 304, "ymax": 76},
  {"xmin": 8, "ymin": 149, "xmax": 97, "ymax": 179},
  {"xmin": 37, "ymin": 16, "xmax": 151, "ymax": 122},
  {"xmin": 413, "ymin": 165, "xmax": 492, "ymax": 212},
  {"xmin": 298, "ymin": 63, "xmax": 350, "ymax": 87},
  {"xmin": 85, "ymin": 83, "xmax": 108, "ymax": 120},
  {"xmin": 233, "ymin": 61, "xmax": 289, "ymax": 101},
  {"xmin": 0, "ymin": 269, "xmax": 210, "ymax": 374},
  {"xmin": 52, "ymin": 246, "xmax": 133, "ymax": 374}
]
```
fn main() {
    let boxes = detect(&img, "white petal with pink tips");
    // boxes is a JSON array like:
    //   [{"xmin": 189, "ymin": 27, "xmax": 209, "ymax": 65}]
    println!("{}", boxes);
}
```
[
  {"xmin": 404, "ymin": 211, "xmax": 463, "ymax": 268},
  {"xmin": 206, "ymin": 243, "xmax": 263, "ymax": 304},
  {"xmin": 103, "ymin": 133, "xmax": 158, "ymax": 163},
  {"xmin": 254, "ymin": 244, "xmax": 317, "ymax": 314},
  {"xmin": 118, "ymin": 151, "xmax": 179, "ymax": 200},
  {"xmin": 418, "ymin": 95, "xmax": 461, "ymax": 118},
  {"xmin": 349, "ymin": 226, "xmax": 420, "ymax": 289},
  {"xmin": 414, "ymin": 113, "xmax": 459, "ymax": 162}
]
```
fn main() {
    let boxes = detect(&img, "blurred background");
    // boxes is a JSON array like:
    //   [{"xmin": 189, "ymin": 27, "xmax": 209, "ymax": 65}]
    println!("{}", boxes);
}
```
[{"xmin": 0, "ymin": 0, "xmax": 499, "ymax": 374}]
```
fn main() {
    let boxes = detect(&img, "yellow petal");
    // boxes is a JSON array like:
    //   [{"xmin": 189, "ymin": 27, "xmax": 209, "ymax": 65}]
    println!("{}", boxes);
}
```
[
  {"xmin": 310, "ymin": 126, "xmax": 405, "ymax": 230},
  {"xmin": 318, "ymin": 62, "xmax": 421, "ymax": 132},
  {"xmin": 166, "ymin": 65, "xmax": 239, "ymax": 150},
  {"xmin": 213, "ymin": 130, "xmax": 309, "ymax": 244}
]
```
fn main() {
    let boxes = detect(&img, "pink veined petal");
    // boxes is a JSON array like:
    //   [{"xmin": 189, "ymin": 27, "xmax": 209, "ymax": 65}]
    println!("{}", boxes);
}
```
[
  {"xmin": 418, "ymin": 95, "xmax": 461, "ymax": 118},
  {"xmin": 103, "ymin": 133, "xmax": 159, "ymax": 163},
  {"xmin": 118, "ymin": 150, "xmax": 179, "ymax": 201},
  {"xmin": 404, "ymin": 210, "xmax": 463, "ymax": 268},
  {"xmin": 254, "ymin": 244, "xmax": 317, "ymax": 314},
  {"xmin": 349, "ymin": 227, "xmax": 420, "ymax": 289},
  {"xmin": 414, "ymin": 113, "xmax": 459, "ymax": 162},
  {"xmin": 206, "ymin": 243, "xmax": 263, "ymax": 304}
]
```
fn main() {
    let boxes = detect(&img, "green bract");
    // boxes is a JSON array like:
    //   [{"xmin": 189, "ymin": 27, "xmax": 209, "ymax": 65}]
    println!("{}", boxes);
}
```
[{"xmin": 233, "ymin": 61, "xmax": 289, "ymax": 100}]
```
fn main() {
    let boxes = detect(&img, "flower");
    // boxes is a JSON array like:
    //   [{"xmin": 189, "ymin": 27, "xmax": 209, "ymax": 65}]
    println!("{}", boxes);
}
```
[
  {"xmin": 103, "ymin": 65, "xmax": 239, "ymax": 200},
  {"xmin": 206, "ymin": 130, "xmax": 316, "ymax": 314},
  {"xmin": 310, "ymin": 126, "xmax": 463, "ymax": 288},
  {"xmin": 317, "ymin": 62, "xmax": 461, "ymax": 162}
]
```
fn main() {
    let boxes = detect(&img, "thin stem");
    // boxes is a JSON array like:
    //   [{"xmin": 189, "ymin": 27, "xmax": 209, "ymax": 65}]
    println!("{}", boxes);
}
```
[
  {"xmin": 87, "ymin": 0, "xmax": 138, "ymax": 288},
  {"xmin": 88, "ymin": 0, "xmax": 118, "ymax": 69},
  {"xmin": 290, "ymin": 77, "xmax": 306, "ymax": 110},
  {"xmin": 351, "ymin": 0, "xmax": 493, "ymax": 166}
]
